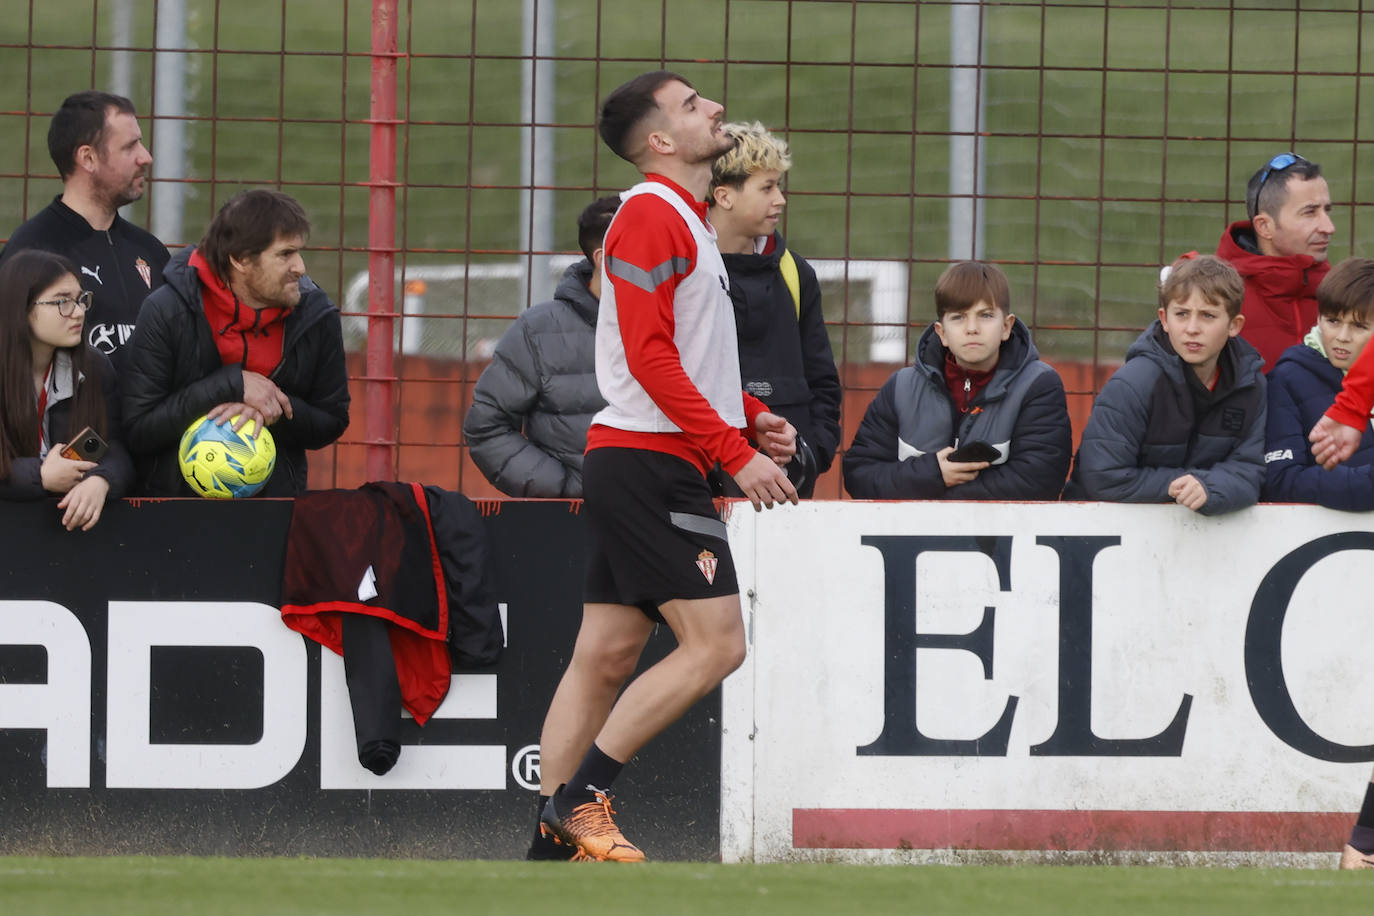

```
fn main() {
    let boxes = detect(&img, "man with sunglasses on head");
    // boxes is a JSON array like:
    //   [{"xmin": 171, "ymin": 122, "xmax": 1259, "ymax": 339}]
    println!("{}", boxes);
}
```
[{"xmin": 1215, "ymin": 152, "xmax": 1335, "ymax": 372}]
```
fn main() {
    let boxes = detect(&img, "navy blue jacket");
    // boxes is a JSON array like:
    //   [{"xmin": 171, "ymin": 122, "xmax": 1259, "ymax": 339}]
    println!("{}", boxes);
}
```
[{"xmin": 1263, "ymin": 341, "xmax": 1374, "ymax": 509}]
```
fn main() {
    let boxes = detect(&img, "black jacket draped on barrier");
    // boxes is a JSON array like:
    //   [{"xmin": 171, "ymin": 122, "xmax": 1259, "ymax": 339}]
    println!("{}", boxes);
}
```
[{"xmin": 280, "ymin": 482, "xmax": 504, "ymax": 774}]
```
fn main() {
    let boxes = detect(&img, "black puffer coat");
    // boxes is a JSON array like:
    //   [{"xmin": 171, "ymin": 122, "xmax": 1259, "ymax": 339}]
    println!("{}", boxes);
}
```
[
  {"xmin": 720, "ymin": 234, "xmax": 842, "ymax": 475},
  {"xmin": 122, "ymin": 246, "xmax": 351, "ymax": 497}
]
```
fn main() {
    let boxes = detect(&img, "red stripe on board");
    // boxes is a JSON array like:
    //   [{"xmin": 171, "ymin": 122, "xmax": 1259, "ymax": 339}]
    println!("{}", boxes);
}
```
[{"xmin": 792, "ymin": 809, "xmax": 1353, "ymax": 852}]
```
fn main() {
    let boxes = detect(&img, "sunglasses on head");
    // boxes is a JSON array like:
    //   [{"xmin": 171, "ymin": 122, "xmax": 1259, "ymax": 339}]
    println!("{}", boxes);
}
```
[{"xmin": 1249, "ymin": 152, "xmax": 1311, "ymax": 219}]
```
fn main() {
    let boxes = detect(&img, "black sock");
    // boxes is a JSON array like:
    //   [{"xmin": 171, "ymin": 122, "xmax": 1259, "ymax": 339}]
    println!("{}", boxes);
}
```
[
  {"xmin": 1351, "ymin": 782, "xmax": 1374, "ymax": 853},
  {"xmin": 536, "ymin": 793, "xmax": 553, "ymax": 833},
  {"xmin": 525, "ymin": 793, "xmax": 574, "ymax": 860},
  {"xmin": 558, "ymin": 744, "xmax": 624, "ymax": 809}
]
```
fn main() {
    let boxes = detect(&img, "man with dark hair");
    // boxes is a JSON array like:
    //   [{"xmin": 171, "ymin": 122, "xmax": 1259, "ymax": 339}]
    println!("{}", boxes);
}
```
[
  {"xmin": 463, "ymin": 196, "xmax": 619, "ymax": 497},
  {"xmin": 1215, "ymin": 152, "xmax": 1335, "ymax": 372},
  {"xmin": 0, "ymin": 91, "xmax": 169, "ymax": 374},
  {"xmin": 121, "ymin": 189, "xmax": 349, "ymax": 497},
  {"xmin": 531, "ymin": 71, "xmax": 798, "ymax": 862}
]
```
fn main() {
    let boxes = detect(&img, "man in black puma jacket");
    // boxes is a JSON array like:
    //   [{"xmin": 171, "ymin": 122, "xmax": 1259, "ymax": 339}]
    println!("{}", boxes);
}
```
[{"xmin": 0, "ymin": 91, "xmax": 169, "ymax": 375}]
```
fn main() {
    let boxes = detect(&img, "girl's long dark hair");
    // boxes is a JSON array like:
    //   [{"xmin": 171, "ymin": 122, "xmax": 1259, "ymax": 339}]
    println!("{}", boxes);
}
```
[{"xmin": 0, "ymin": 249, "xmax": 106, "ymax": 480}]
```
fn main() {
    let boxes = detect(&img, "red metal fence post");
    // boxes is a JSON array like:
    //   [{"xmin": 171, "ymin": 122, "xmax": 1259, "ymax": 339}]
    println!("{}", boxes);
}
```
[{"xmin": 366, "ymin": 0, "xmax": 400, "ymax": 481}]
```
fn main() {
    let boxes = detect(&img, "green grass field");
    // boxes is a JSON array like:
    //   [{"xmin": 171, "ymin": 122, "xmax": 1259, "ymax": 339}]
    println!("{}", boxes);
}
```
[{"xmin": 0, "ymin": 856, "xmax": 1369, "ymax": 916}]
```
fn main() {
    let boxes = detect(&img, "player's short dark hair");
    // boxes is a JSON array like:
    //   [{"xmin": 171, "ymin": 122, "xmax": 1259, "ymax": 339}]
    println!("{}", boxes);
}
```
[
  {"xmin": 598, "ymin": 70, "xmax": 690, "ymax": 164},
  {"xmin": 1317, "ymin": 257, "xmax": 1374, "ymax": 323},
  {"xmin": 198, "ymin": 190, "xmax": 311, "ymax": 282},
  {"xmin": 48, "ymin": 91, "xmax": 136, "ymax": 178},
  {"xmin": 934, "ymin": 261, "xmax": 1011, "ymax": 320},
  {"xmin": 1159, "ymin": 254, "xmax": 1244, "ymax": 319},
  {"xmin": 576, "ymin": 196, "xmax": 621, "ymax": 261},
  {"xmin": 1246, "ymin": 153, "xmax": 1323, "ymax": 222}
]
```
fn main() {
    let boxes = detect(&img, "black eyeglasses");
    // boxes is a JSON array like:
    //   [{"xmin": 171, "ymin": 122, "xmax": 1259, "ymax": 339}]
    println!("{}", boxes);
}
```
[
  {"xmin": 33, "ymin": 290, "xmax": 93, "ymax": 317},
  {"xmin": 1248, "ymin": 152, "xmax": 1310, "ymax": 219}
]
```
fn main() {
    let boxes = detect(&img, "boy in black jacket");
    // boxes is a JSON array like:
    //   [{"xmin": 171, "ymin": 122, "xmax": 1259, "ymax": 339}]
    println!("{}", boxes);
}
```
[{"xmin": 842, "ymin": 260, "xmax": 1071, "ymax": 500}]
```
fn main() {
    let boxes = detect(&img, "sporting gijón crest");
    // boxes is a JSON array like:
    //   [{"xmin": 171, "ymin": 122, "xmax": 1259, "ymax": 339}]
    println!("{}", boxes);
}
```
[
  {"xmin": 695, "ymin": 549, "xmax": 717, "ymax": 585},
  {"xmin": 135, "ymin": 257, "xmax": 152, "ymax": 289}
]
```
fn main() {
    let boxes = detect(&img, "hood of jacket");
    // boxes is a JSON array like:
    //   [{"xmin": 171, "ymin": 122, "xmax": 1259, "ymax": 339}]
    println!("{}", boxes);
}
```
[
  {"xmin": 160, "ymin": 245, "xmax": 338, "ymax": 350},
  {"xmin": 553, "ymin": 258, "xmax": 599, "ymax": 327},
  {"xmin": 912, "ymin": 313, "xmax": 1040, "ymax": 402},
  {"xmin": 1272, "ymin": 334, "xmax": 1343, "ymax": 386},
  {"xmin": 1123, "ymin": 319, "xmax": 1266, "ymax": 392},
  {"xmin": 1216, "ymin": 219, "xmax": 1328, "ymax": 300}
]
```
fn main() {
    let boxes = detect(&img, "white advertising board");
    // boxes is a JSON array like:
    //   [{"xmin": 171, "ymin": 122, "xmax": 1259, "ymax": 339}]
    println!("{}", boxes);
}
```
[{"xmin": 721, "ymin": 501, "xmax": 1374, "ymax": 864}]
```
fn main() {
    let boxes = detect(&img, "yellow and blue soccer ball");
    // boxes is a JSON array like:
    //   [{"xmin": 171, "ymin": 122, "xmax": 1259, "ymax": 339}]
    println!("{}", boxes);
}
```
[{"xmin": 178, "ymin": 414, "xmax": 277, "ymax": 499}]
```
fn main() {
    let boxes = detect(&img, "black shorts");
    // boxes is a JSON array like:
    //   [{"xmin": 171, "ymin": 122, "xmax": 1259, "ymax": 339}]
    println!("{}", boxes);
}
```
[{"xmin": 582, "ymin": 447, "xmax": 738, "ymax": 622}]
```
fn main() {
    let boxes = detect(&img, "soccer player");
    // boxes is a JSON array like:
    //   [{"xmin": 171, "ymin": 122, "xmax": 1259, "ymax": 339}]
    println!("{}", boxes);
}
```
[
  {"xmin": 530, "ymin": 71, "xmax": 798, "ymax": 862},
  {"xmin": 1295, "ymin": 262, "xmax": 1374, "ymax": 871}
]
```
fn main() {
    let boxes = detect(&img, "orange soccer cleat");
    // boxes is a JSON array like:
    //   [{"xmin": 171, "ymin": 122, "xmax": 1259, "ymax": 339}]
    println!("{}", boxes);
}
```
[{"xmin": 540, "ymin": 789, "xmax": 646, "ymax": 863}]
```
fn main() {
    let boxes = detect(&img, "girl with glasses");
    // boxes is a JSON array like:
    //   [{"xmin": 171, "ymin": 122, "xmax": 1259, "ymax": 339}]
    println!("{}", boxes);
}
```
[{"xmin": 0, "ymin": 249, "xmax": 131, "ymax": 529}]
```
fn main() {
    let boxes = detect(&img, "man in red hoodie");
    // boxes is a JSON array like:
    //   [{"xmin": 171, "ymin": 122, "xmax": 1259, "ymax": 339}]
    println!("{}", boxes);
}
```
[{"xmin": 1215, "ymin": 152, "xmax": 1335, "ymax": 372}]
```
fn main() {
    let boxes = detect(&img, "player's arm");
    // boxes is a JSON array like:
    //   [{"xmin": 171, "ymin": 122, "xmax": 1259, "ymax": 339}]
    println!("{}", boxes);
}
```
[{"xmin": 1315, "ymin": 337, "xmax": 1374, "ymax": 467}]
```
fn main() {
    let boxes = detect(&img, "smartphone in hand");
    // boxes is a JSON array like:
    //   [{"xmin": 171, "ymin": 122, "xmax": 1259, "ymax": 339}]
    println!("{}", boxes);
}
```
[
  {"xmin": 947, "ymin": 440, "xmax": 1000, "ymax": 463},
  {"xmin": 61, "ymin": 426, "xmax": 108, "ymax": 462}
]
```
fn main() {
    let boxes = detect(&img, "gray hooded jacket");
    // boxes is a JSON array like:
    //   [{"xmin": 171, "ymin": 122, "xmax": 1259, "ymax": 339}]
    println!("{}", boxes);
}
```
[{"xmin": 463, "ymin": 259, "xmax": 606, "ymax": 497}]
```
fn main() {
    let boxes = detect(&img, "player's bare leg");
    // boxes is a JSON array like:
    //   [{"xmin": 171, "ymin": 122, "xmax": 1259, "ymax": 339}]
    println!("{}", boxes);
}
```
[
  {"xmin": 530, "ymin": 602, "xmax": 652, "ymax": 860},
  {"xmin": 593, "ymin": 593, "xmax": 746, "ymax": 762},
  {"xmin": 538, "ymin": 602, "xmax": 655, "ymax": 794},
  {"xmin": 540, "ymin": 593, "xmax": 746, "ymax": 861}
]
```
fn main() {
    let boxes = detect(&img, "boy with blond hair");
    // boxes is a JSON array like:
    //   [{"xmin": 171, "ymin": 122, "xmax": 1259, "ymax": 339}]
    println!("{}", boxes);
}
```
[
  {"xmin": 706, "ymin": 121, "xmax": 841, "ymax": 496},
  {"xmin": 1064, "ymin": 254, "xmax": 1265, "ymax": 514}
]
